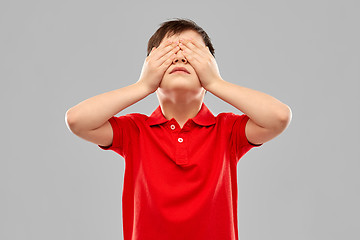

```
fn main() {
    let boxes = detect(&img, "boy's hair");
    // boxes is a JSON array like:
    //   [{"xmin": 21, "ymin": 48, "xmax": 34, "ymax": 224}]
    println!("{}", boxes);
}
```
[
  {"xmin": 147, "ymin": 18, "xmax": 215, "ymax": 58},
  {"xmin": 147, "ymin": 18, "xmax": 215, "ymax": 95}
]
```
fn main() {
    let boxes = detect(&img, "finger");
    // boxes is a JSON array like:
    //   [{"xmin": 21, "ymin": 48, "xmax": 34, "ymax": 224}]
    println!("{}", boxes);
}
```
[
  {"xmin": 154, "ymin": 41, "xmax": 177, "ymax": 61},
  {"xmin": 150, "ymin": 40, "xmax": 171, "ymax": 57},
  {"xmin": 185, "ymin": 38, "xmax": 208, "ymax": 56},
  {"xmin": 159, "ymin": 45, "xmax": 180, "ymax": 67},
  {"xmin": 180, "ymin": 48, "xmax": 196, "ymax": 66},
  {"xmin": 180, "ymin": 39, "xmax": 206, "ymax": 59},
  {"xmin": 162, "ymin": 53, "xmax": 177, "ymax": 70},
  {"xmin": 179, "ymin": 43, "xmax": 201, "ymax": 64},
  {"xmin": 149, "ymin": 47, "xmax": 156, "ymax": 56},
  {"xmin": 159, "ymin": 39, "xmax": 173, "ymax": 47},
  {"xmin": 188, "ymin": 38, "xmax": 207, "ymax": 50}
]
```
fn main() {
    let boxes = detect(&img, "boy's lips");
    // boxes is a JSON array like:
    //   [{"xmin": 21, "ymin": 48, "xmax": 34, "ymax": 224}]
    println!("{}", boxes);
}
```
[{"xmin": 170, "ymin": 67, "xmax": 190, "ymax": 74}]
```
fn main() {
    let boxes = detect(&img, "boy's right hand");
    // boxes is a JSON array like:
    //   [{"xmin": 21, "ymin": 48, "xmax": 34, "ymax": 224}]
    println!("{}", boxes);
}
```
[{"xmin": 137, "ymin": 40, "xmax": 180, "ymax": 93}]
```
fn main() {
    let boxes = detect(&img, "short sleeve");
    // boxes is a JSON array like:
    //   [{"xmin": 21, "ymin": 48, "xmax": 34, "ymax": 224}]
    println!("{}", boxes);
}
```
[
  {"xmin": 230, "ymin": 114, "xmax": 262, "ymax": 164},
  {"xmin": 98, "ymin": 115, "xmax": 135, "ymax": 157}
]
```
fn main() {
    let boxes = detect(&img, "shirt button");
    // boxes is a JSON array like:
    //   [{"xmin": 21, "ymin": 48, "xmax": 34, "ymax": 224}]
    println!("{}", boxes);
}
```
[
  {"xmin": 178, "ymin": 137, "xmax": 183, "ymax": 143},
  {"xmin": 170, "ymin": 124, "xmax": 176, "ymax": 130}
]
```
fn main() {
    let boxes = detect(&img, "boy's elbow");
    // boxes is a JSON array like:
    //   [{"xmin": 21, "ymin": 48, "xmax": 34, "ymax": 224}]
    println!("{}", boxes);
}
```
[
  {"xmin": 277, "ymin": 105, "xmax": 292, "ymax": 130},
  {"xmin": 65, "ymin": 109, "xmax": 79, "ymax": 133}
]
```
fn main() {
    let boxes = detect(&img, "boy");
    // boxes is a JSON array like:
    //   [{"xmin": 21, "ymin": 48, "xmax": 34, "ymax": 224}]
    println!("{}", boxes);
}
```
[{"xmin": 65, "ymin": 18, "xmax": 291, "ymax": 240}]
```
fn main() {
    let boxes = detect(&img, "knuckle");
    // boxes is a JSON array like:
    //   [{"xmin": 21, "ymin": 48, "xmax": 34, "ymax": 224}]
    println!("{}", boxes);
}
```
[{"xmin": 148, "ymin": 62, "xmax": 155, "ymax": 68}]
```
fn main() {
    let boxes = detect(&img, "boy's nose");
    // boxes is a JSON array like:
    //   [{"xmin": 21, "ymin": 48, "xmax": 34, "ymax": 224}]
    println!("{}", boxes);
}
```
[{"xmin": 172, "ymin": 50, "xmax": 187, "ymax": 64}]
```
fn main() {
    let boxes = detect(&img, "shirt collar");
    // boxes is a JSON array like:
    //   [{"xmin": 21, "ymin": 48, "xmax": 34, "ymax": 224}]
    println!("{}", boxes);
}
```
[{"xmin": 146, "ymin": 102, "xmax": 216, "ymax": 127}]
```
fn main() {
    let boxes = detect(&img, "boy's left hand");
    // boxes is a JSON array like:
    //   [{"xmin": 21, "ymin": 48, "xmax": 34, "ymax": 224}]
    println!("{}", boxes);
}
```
[{"xmin": 178, "ymin": 38, "xmax": 223, "ymax": 91}]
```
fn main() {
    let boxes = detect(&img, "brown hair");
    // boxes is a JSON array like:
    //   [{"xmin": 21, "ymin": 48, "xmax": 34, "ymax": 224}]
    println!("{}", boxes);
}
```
[{"xmin": 147, "ymin": 18, "xmax": 215, "ymax": 58}]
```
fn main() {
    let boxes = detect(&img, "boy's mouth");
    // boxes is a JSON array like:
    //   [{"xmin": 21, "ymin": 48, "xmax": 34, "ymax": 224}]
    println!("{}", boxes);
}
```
[
  {"xmin": 172, "ymin": 70, "xmax": 189, "ymax": 74},
  {"xmin": 170, "ymin": 67, "xmax": 190, "ymax": 74}
]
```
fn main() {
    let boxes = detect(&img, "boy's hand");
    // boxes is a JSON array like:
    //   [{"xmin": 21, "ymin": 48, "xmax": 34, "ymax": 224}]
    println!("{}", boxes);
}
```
[
  {"xmin": 137, "ymin": 40, "xmax": 180, "ymax": 93},
  {"xmin": 178, "ymin": 38, "xmax": 223, "ymax": 90}
]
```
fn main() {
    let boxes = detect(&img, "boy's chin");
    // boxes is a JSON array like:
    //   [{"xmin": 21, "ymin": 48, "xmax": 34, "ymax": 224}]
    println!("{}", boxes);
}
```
[
  {"xmin": 159, "ymin": 78, "xmax": 202, "ymax": 91},
  {"xmin": 158, "ymin": 83, "xmax": 202, "ymax": 93}
]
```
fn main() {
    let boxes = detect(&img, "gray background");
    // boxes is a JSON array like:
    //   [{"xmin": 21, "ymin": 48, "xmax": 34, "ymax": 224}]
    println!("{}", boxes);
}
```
[{"xmin": 1, "ymin": 0, "xmax": 359, "ymax": 239}]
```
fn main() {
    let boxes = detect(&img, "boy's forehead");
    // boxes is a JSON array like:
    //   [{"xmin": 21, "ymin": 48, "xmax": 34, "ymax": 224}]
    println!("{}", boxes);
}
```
[{"xmin": 162, "ymin": 30, "xmax": 205, "ymax": 46}]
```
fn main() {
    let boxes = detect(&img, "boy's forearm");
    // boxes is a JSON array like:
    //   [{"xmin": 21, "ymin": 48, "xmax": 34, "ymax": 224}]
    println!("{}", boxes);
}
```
[
  {"xmin": 66, "ymin": 82, "xmax": 151, "ymax": 132},
  {"xmin": 207, "ymin": 78, "xmax": 291, "ymax": 130}
]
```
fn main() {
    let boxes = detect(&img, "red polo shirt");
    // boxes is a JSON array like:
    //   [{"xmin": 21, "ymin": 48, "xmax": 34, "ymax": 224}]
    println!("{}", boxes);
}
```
[{"xmin": 98, "ymin": 102, "xmax": 262, "ymax": 240}]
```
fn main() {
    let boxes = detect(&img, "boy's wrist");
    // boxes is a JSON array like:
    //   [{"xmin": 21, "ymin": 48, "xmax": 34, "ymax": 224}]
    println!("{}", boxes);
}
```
[
  {"xmin": 205, "ymin": 77, "xmax": 226, "ymax": 93},
  {"xmin": 135, "ymin": 81, "xmax": 155, "ymax": 95}
]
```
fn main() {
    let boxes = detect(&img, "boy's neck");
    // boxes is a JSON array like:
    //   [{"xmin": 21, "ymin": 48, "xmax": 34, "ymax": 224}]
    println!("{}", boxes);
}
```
[{"xmin": 159, "ymin": 99, "xmax": 203, "ymax": 128}]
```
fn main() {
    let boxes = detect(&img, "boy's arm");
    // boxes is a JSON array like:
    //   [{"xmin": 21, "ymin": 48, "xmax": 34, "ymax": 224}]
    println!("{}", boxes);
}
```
[
  {"xmin": 207, "ymin": 78, "xmax": 292, "ymax": 145},
  {"xmin": 65, "ymin": 82, "xmax": 151, "ymax": 133},
  {"xmin": 65, "ymin": 40, "xmax": 178, "ymax": 147},
  {"xmin": 65, "ymin": 82, "xmax": 152, "ymax": 147},
  {"xmin": 177, "ymin": 38, "xmax": 291, "ymax": 145},
  {"xmin": 65, "ymin": 40, "xmax": 178, "ymax": 134}
]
